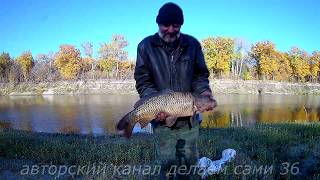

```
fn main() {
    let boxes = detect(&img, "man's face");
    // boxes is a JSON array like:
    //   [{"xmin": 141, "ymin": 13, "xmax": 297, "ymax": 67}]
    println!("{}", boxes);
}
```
[{"xmin": 158, "ymin": 23, "xmax": 181, "ymax": 43}]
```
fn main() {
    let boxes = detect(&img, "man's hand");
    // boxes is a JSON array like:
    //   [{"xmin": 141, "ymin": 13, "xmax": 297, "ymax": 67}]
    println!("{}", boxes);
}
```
[
  {"xmin": 155, "ymin": 112, "xmax": 168, "ymax": 121},
  {"xmin": 200, "ymin": 90, "xmax": 217, "ymax": 111},
  {"xmin": 200, "ymin": 90, "xmax": 213, "ymax": 99}
]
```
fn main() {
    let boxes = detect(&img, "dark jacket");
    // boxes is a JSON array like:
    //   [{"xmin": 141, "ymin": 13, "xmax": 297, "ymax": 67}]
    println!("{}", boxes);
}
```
[{"xmin": 134, "ymin": 33, "xmax": 211, "ymax": 98}]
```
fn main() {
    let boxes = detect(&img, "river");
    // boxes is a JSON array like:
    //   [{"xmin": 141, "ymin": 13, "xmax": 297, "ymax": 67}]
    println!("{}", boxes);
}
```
[{"xmin": 0, "ymin": 94, "xmax": 319, "ymax": 135}]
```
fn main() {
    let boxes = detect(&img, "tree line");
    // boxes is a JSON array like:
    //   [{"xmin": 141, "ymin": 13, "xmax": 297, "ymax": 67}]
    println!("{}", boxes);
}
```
[
  {"xmin": 0, "ymin": 35, "xmax": 319, "ymax": 83},
  {"xmin": 202, "ymin": 37, "xmax": 320, "ymax": 82},
  {"xmin": 0, "ymin": 35, "xmax": 134, "ymax": 83}
]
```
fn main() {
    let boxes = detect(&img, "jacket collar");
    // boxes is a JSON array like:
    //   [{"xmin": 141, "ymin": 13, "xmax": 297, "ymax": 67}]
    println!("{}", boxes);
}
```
[{"xmin": 151, "ymin": 33, "xmax": 189, "ymax": 47}]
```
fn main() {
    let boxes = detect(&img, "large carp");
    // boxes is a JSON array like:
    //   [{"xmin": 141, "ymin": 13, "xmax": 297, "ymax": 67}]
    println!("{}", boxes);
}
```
[{"xmin": 116, "ymin": 91, "xmax": 216, "ymax": 138}]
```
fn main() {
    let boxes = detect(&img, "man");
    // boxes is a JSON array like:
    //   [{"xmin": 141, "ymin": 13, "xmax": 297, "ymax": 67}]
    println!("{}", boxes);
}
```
[{"xmin": 134, "ymin": 2, "xmax": 216, "ymax": 179}]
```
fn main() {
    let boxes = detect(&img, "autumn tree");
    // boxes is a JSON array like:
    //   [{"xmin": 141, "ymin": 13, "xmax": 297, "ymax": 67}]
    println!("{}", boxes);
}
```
[
  {"xmin": 309, "ymin": 51, "xmax": 320, "ymax": 82},
  {"xmin": 54, "ymin": 45, "xmax": 82, "ymax": 79},
  {"xmin": 201, "ymin": 37, "xmax": 234, "ymax": 78},
  {"xmin": 80, "ymin": 42, "xmax": 95, "ymax": 75},
  {"xmin": 288, "ymin": 47, "xmax": 310, "ymax": 82},
  {"xmin": 98, "ymin": 60, "xmax": 114, "ymax": 78},
  {"xmin": 16, "ymin": 51, "xmax": 34, "ymax": 81},
  {"xmin": 98, "ymin": 35, "xmax": 128, "ymax": 78},
  {"xmin": 118, "ymin": 60, "xmax": 134, "ymax": 79},
  {"xmin": 0, "ymin": 52, "xmax": 11, "ymax": 82},
  {"xmin": 275, "ymin": 52, "xmax": 293, "ymax": 81},
  {"xmin": 250, "ymin": 41, "xmax": 280, "ymax": 80}
]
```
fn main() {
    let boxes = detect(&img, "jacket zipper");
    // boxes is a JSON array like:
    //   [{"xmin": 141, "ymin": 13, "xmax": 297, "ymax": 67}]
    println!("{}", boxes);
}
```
[
  {"xmin": 169, "ymin": 47, "xmax": 182, "ymax": 89},
  {"xmin": 170, "ymin": 49, "xmax": 178, "ymax": 89},
  {"xmin": 170, "ymin": 53, "xmax": 174, "ymax": 88}
]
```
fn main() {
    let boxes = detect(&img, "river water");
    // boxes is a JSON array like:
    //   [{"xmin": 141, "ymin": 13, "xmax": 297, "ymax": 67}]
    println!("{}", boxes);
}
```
[{"xmin": 0, "ymin": 94, "xmax": 319, "ymax": 135}]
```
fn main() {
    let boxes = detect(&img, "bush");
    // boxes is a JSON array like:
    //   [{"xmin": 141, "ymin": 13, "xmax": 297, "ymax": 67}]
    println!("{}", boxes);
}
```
[{"xmin": 0, "ymin": 52, "xmax": 11, "ymax": 82}]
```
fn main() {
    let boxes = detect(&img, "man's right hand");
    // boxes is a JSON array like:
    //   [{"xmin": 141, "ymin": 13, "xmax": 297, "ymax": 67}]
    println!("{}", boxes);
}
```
[{"xmin": 155, "ymin": 112, "xmax": 168, "ymax": 121}]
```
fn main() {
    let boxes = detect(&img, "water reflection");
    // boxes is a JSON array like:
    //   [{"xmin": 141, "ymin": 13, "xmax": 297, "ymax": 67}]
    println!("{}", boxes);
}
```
[
  {"xmin": 0, "ymin": 94, "xmax": 319, "ymax": 134},
  {"xmin": 201, "ymin": 94, "xmax": 320, "ymax": 128},
  {"xmin": 0, "ymin": 94, "xmax": 138, "ymax": 134}
]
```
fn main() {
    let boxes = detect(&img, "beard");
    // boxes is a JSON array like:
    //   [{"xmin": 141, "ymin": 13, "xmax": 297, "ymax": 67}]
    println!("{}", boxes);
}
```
[{"xmin": 158, "ymin": 31, "xmax": 180, "ymax": 43}]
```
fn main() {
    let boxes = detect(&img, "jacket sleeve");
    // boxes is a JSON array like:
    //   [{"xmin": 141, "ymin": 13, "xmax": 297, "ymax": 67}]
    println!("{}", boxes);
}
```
[
  {"xmin": 192, "ymin": 41, "xmax": 212, "ymax": 95},
  {"xmin": 134, "ymin": 43, "xmax": 158, "ymax": 98}
]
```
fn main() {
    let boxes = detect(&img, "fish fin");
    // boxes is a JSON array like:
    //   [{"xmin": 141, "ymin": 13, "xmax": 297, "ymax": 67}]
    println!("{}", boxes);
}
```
[
  {"xmin": 165, "ymin": 116, "xmax": 177, "ymax": 127},
  {"xmin": 124, "ymin": 122, "xmax": 134, "ymax": 138},
  {"xmin": 134, "ymin": 89, "xmax": 174, "ymax": 108},
  {"xmin": 139, "ymin": 121, "xmax": 149, "ymax": 128},
  {"xmin": 116, "ymin": 111, "xmax": 134, "ymax": 138}
]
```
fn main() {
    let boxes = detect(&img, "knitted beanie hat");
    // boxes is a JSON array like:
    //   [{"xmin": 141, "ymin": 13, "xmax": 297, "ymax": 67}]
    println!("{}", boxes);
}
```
[{"xmin": 156, "ymin": 2, "xmax": 184, "ymax": 25}]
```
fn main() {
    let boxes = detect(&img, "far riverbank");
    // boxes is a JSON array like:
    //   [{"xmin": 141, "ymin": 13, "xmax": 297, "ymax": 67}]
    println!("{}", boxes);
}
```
[{"xmin": 0, "ymin": 79, "xmax": 320, "ymax": 96}]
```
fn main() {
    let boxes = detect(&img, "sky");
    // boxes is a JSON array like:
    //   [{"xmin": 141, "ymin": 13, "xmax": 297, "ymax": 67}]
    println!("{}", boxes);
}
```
[{"xmin": 1, "ymin": 0, "xmax": 320, "ymax": 59}]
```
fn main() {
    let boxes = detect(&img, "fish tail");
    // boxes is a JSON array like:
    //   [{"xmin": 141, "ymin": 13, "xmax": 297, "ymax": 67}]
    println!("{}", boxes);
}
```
[{"xmin": 116, "ymin": 111, "xmax": 134, "ymax": 138}]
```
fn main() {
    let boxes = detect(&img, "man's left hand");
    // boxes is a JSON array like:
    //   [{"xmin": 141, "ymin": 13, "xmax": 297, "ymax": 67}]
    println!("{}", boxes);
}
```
[{"xmin": 200, "ymin": 90, "xmax": 217, "ymax": 111}]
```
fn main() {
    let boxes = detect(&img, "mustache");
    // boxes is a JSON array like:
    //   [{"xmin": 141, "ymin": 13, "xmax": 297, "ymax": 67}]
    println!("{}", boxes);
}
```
[
  {"xmin": 158, "ymin": 31, "xmax": 180, "ymax": 42},
  {"xmin": 164, "ymin": 32, "xmax": 178, "ymax": 37}
]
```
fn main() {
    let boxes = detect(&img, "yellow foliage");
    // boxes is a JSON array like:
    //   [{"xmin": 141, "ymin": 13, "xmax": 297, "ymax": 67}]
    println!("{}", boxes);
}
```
[
  {"xmin": 16, "ymin": 51, "xmax": 34, "ymax": 81},
  {"xmin": 250, "ymin": 41, "xmax": 283, "ymax": 80},
  {"xmin": 54, "ymin": 45, "xmax": 82, "ymax": 79},
  {"xmin": 0, "ymin": 52, "xmax": 10, "ymax": 75},
  {"xmin": 310, "ymin": 51, "xmax": 320, "ymax": 81},
  {"xmin": 119, "ymin": 61, "xmax": 133, "ymax": 71},
  {"xmin": 98, "ymin": 35, "xmax": 129, "ymax": 78},
  {"xmin": 275, "ymin": 52, "xmax": 293, "ymax": 81},
  {"xmin": 98, "ymin": 58, "xmax": 115, "ymax": 73},
  {"xmin": 201, "ymin": 37, "xmax": 234, "ymax": 77},
  {"xmin": 242, "ymin": 70, "xmax": 252, "ymax": 80},
  {"xmin": 288, "ymin": 47, "xmax": 310, "ymax": 82}
]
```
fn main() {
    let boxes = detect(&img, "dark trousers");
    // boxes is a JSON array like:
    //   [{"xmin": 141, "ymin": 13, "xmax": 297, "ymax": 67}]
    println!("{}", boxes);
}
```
[{"xmin": 153, "ymin": 117, "xmax": 200, "ymax": 180}]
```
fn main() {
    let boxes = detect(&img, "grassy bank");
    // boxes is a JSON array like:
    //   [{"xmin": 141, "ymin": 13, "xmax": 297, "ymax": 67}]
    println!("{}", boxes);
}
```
[{"xmin": 1, "ymin": 124, "xmax": 320, "ymax": 179}]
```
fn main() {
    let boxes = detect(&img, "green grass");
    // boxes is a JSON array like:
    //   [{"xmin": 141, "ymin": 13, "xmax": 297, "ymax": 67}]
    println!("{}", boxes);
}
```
[
  {"xmin": 199, "ymin": 124, "xmax": 320, "ymax": 179},
  {"xmin": 0, "ymin": 131, "xmax": 154, "ymax": 166},
  {"xmin": 1, "ymin": 123, "xmax": 320, "ymax": 179}
]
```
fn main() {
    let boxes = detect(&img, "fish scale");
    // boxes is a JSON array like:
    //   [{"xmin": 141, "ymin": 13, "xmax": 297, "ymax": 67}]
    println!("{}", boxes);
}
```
[
  {"xmin": 131, "ymin": 92, "xmax": 194, "ymax": 126},
  {"xmin": 116, "ymin": 91, "xmax": 214, "ymax": 138}
]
